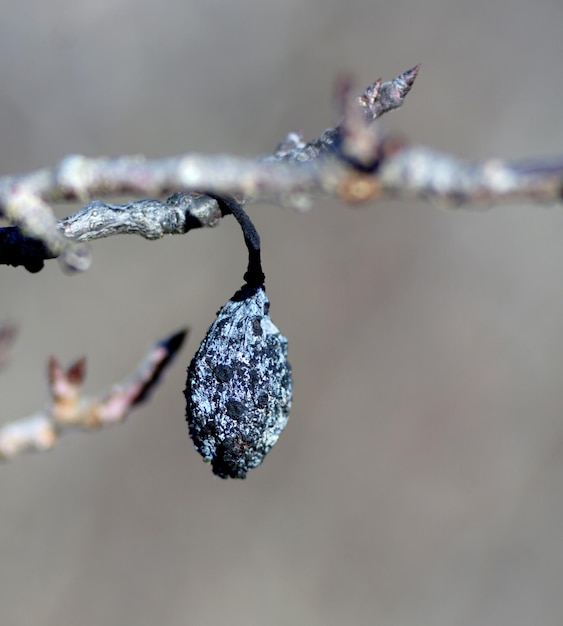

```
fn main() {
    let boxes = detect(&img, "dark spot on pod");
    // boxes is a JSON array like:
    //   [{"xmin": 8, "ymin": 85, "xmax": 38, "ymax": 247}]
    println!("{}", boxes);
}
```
[
  {"xmin": 252, "ymin": 317, "xmax": 263, "ymax": 336},
  {"xmin": 214, "ymin": 364, "xmax": 233, "ymax": 383},
  {"xmin": 226, "ymin": 399, "xmax": 246, "ymax": 420},
  {"xmin": 249, "ymin": 369, "xmax": 260, "ymax": 386},
  {"xmin": 256, "ymin": 392, "xmax": 269, "ymax": 409}
]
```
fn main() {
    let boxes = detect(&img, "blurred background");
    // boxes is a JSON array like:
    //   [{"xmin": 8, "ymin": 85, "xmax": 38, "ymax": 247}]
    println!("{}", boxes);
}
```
[{"xmin": 1, "ymin": 1, "xmax": 563, "ymax": 624}]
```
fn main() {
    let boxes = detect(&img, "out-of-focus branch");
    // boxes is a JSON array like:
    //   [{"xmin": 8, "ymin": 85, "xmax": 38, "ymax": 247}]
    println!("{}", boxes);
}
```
[
  {"xmin": 378, "ymin": 148, "xmax": 563, "ymax": 207},
  {"xmin": 41, "ymin": 147, "xmax": 563, "ymax": 234},
  {"xmin": 0, "ymin": 329, "xmax": 187, "ymax": 462}
]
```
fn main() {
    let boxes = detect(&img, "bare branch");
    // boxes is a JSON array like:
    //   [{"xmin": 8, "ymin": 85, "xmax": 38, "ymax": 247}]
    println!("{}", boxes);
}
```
[
  {"xmin": 2, "ymin": 147, "xmax": 562, "ymax": 273},
  {"xmin": 0, "ymin": 66, "xmax": 418, "ymax": 272},
  {"xmin": 0, "ymin": 66, "xmax": 419, "ymax": 271},
  {"xmin": 61, "ymin": 192, "xmax": 223, "ymax": 242},
  {"xmin": 0, "ymin": 329, "xmax": 188, "ymax": 462},
  {"xmin": 45, "ymin": 147, "xmax": 563, "ymax": 224},
  {"xmin": 0, "ymin": 64, "xmax": 562, "ymax": 273}
]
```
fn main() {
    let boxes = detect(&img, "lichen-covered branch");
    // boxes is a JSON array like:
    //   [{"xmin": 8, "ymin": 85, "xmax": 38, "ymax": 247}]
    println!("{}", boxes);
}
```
[
  {"xmin": 61, "ymin": 192, "xmax": 224, "ymax": 242},
  {"xmin": 0, "ymin": 329, "xmax": 187, "ymax": 462},
  {"xmin": 0, "ymin": 64, "xmax": 562, "ymax": 273}
]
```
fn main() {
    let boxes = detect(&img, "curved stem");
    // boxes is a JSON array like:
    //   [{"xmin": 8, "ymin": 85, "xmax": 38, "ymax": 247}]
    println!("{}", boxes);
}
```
[{"xmin": 210, "ymin": 195, "xmax": 265, "ymax": 287}]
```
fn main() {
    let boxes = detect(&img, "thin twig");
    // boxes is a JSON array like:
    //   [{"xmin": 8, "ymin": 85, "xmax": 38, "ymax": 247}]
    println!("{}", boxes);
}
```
[{"xmin": 0, "ymin": 329, "xmax": 187, "ymax": 462}]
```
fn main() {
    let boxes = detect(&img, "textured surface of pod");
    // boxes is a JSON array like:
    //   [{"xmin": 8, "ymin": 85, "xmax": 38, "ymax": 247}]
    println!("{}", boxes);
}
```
[{"xmin": 185, "ymin": 285, "xmax": 292, "ymax": 479}]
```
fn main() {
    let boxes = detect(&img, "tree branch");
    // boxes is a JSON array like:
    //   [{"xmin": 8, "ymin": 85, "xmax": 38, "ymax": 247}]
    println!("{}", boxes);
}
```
[
  {"xmin": 1, "ymin": 64, "xmax": 562, "ymax": 273},
  {"xmin": 0, "ymin": 329, "xmax": 187, "ymax": 462},
  {"xmin": 0, "ymin": 66, "xmax": 419, "ymax": 271},
  {"xmin": 378, "ymin": 148, "xmax": 563, "ymax": 207}
]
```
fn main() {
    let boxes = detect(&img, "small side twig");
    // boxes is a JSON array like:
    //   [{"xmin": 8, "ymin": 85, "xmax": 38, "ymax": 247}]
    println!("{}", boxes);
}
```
[{"xmin": 0, "ymin": 328, "xmax": 187, "ymax": 462}]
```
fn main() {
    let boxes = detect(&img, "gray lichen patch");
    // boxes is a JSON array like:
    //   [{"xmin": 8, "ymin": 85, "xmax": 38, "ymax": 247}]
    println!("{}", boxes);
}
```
[{"xmin": 185, "ymin": 285, "xmax": 292, "ymax": 479}]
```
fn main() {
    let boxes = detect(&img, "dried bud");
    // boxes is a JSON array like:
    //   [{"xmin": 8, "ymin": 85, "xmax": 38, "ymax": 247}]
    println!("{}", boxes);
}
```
[{"xmin": 185, "ymin": 285, "xmax": 292, "ymax": 479}]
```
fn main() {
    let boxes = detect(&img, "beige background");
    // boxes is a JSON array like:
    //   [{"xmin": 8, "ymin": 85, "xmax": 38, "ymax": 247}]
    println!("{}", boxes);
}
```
[{"xmin": 2, "ymin": 1, "xmax": 563, "ymax": 624}]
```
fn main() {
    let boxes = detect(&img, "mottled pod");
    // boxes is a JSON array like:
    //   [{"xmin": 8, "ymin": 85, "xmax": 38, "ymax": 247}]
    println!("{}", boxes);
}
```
[{"xmin": 185, "ymin": 285, "xmax": 292, "ymax": 478}]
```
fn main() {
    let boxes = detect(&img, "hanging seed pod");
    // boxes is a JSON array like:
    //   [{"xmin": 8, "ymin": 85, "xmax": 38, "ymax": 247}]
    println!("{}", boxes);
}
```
[{"xmin": 185, "ymin": 196, "xmax": 292, "ymax": 479}]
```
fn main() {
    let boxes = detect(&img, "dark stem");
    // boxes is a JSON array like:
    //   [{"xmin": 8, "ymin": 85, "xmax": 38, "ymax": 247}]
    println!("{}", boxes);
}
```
[{"xmin": 209, "ymin": 195, "xmax": 265, "ymax": 288}]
